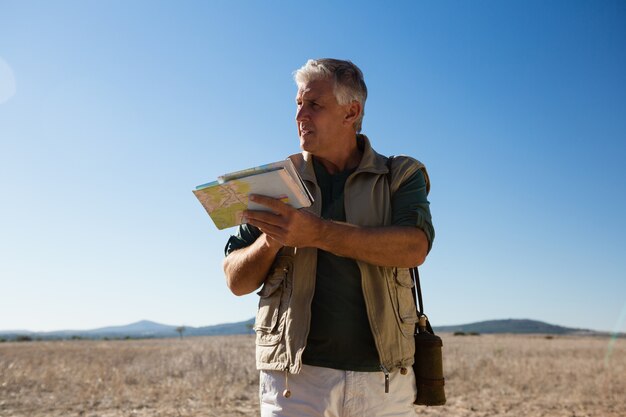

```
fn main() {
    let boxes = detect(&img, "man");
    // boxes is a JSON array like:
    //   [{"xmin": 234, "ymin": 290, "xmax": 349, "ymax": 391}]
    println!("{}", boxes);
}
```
[{"xmin": 223, "ymin": 58, "xmax": 434, "ymax": 417}]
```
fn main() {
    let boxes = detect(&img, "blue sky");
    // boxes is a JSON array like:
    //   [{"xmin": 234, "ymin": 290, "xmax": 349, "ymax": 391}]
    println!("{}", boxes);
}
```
[{"xmin": 1, "ymin": 0, "xmax": 624, "ymax": 333}]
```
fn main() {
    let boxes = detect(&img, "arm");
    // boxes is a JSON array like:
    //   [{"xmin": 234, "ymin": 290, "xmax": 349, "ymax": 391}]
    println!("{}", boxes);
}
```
[
  {"xmin": 315, "ymin": 221, "xmax": 428, "ymax": 267},
  {"xmin": 223, "ymin": 232, "xmax": 283, "ymax": 296},
  {"xmin": 243, "ymin": 195, "xmax": 428, "ymax": 268}
]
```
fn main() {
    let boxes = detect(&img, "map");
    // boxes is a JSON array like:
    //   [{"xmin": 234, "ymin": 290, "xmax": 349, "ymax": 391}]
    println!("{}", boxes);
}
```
[
  {"xmin": 193, "ymin": 159, "xmax": 313, "ymax": 230},
  {"xmin": 193, "ymin": 180, "xmax": 251, "ymax": 229}
]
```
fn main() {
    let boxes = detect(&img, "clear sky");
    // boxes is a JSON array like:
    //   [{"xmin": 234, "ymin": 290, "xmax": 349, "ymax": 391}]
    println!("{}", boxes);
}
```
[{"xmin": 1, "ymin": 0, "xmax": 625, "ymax": 333}]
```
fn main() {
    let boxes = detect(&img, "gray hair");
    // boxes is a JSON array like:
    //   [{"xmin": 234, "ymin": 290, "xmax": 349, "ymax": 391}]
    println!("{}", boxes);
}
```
[{"xmin": 294, "ymin": 58, "xmax": 368, "ymax": 133}]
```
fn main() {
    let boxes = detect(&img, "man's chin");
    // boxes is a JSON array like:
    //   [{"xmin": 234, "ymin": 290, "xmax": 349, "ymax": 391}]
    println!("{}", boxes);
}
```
[{"xmin": 299, "ymin": 137, "xmax": 316, "ymax": 152}]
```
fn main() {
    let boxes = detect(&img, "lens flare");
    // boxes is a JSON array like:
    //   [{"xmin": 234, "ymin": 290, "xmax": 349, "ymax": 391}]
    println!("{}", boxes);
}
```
[
  {"xmin": 0, "ymin": 57, "xmax": 17, "ymax": 105},
  {"xmin": 605, "ymin": 301, "xmax": 626, "ymax": 367}
]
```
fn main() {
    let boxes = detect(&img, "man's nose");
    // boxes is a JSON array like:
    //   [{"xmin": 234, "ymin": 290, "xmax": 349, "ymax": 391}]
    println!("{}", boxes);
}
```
[{"xmin": 295, "ymin": 106, "xmax": 309, "ymax": 122}]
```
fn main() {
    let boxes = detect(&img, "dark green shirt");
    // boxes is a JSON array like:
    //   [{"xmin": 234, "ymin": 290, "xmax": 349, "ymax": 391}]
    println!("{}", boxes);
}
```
[
  {"xmin": 302, "ymin": 158, "xmax": 380, "ymax": 370},
  {"xmin": 224, "ymin": 156, "xmax": 434, "ymax": 371}
]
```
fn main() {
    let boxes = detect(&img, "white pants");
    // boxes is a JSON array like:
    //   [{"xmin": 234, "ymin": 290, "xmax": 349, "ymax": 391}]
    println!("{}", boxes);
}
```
[{"xmin": 259, "ymin": 364, "xmax": 418, "ymax": 417}]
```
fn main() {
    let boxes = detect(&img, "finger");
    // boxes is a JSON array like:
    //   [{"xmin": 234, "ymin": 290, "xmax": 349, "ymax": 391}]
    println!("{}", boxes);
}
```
[
  {"xmin": 248, "ymin": 220, "xmax": 286, "ymax": 243},
  {"xmin": 244, "ymin": 210, "xmax": 283, "ymax": 227},
  {"xmin": 249, "ymin": 194, "xmax": 291, "ymax": 214}
]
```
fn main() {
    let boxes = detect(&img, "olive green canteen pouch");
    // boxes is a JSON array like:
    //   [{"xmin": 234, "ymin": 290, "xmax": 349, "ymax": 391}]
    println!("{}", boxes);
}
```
[{"xmin": 410, "ymin": 267, "xmax": 446, "ymax": 406}]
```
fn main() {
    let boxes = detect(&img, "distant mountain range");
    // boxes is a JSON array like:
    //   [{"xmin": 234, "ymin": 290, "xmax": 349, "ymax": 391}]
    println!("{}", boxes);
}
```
[
  {"xmin": 0, "ymin": 319, "xmax": 255, "ymax": 341},
  {"xmin": 0, "ymin": 318, "xmax": 620, "ymax": 341}
]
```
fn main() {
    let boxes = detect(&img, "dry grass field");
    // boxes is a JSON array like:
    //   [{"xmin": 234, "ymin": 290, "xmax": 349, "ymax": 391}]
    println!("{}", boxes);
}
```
[{"xmin": 0, "ymin": 333, "xmax": 624, "ymax": 417}]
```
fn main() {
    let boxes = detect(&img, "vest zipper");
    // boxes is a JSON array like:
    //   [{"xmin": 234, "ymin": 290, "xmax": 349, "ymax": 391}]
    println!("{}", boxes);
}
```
[{"xmin": 380, "ymin": 364, "xmax": 390, "ymax": 393}]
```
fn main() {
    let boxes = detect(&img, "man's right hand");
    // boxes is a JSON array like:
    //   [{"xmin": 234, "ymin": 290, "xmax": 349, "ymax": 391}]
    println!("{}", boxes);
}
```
[{"xmin": 243, "ymin": 194, "xmax": 323, "ymax": 249}]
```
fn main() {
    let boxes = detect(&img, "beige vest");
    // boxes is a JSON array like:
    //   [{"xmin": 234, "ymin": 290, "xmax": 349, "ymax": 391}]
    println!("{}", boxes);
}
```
[{"xmin": 254, "ymin": 135, "xmax": 430, "ymax": 374}]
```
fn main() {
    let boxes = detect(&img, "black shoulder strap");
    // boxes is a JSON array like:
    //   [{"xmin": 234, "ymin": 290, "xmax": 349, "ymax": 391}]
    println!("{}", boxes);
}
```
[
  {"xmin": 385, "ymin": 156, "xmax": 434, "ymax": 335},
  {"xmin": 385, "ymin": 155, "xmax": 395, "ymax": 190}
]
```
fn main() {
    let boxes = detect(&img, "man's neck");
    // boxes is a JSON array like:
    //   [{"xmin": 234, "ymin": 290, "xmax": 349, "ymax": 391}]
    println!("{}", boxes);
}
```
[{"xmin": 313, "ymin": 135, "xmax": 363, "ymax": 174}]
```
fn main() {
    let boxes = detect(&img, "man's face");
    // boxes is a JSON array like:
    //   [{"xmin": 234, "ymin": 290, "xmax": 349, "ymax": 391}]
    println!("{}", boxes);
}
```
[{"xmin": 295, "ymin": 78, "xmax": 348, "ymax": 157}]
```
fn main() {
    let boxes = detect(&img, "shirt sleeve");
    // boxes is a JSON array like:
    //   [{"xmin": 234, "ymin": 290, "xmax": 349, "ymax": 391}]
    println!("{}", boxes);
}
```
[
  {"xmin": 224, "ymin": 223, "xmax": 262, "ymax": 256},
  {"xmin": 391, "ymin": 168, "xmax": 435, "ymax": 252}
]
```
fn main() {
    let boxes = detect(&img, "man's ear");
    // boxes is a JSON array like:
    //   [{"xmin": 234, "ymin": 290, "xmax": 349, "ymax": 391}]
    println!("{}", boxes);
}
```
[{"xmin": 343, "ymin": 101, "xmax": 362, "ymax": 127}]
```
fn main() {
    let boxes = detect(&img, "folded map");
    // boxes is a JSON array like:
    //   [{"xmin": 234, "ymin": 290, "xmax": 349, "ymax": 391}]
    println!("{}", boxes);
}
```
[{"xmin": 193, "ymin": 159, "xmax": 313, "ymax": 230}]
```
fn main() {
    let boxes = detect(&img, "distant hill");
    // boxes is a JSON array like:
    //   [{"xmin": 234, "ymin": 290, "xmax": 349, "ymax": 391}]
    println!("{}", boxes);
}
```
[
  {"xmin": 1, "ymin": 318, "xmax": 618, "ymax": 341},
  {"xmin": 88, "ymin": 320, "xmax": 178, "ymax": 335},
  {"xmin": 433, "ymin": 319, "xmax": 594, "ymax": 335}
]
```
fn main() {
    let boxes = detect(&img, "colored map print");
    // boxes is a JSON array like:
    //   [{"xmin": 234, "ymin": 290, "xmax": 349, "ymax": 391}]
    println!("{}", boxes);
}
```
[{"xmin": 194, "ymin": 180, "xmax": 251, "ymax": 229}]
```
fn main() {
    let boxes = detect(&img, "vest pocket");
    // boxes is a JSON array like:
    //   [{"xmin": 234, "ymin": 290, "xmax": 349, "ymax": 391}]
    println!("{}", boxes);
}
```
[
  {"xmin": 394, "ymin": 268, "xmax": 419, "ymax": 337},
  {"xmin": 254, "ymin": 256, "xmax": 293, "ymax": 346}
]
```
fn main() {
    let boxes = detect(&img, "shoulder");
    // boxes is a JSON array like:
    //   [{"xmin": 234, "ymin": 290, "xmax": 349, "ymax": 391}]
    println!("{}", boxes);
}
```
[{"xmin": 388, "ymin": 155, "xmax": 430, "ymax": 195}]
